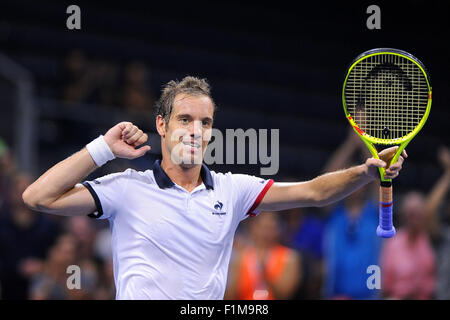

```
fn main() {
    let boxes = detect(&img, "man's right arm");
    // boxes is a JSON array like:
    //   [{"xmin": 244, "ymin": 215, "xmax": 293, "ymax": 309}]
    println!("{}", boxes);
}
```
[
  {"xmin": 22, "ymin": 122, "xmax": 150, "ymax": 216},
  {"xmin": 22, "ymin": 147, "xmax": 98, "ymax": 216}
]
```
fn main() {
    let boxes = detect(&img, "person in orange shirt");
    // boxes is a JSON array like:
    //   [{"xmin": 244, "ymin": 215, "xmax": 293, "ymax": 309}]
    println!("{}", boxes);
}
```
[{"xmin": 225, "ymin": 212, "xmax": 301, "ymax": 300}]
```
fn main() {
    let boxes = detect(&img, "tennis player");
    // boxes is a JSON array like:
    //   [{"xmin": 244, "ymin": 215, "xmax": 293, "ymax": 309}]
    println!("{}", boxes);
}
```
[{"xmin": 22, "ymin": 76, "xmax": 406, "ymax": 299}]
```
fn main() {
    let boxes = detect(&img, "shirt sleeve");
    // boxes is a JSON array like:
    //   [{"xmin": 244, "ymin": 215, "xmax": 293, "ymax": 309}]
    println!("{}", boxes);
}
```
[
  {"xmin": 230, "ymin": 174, "xmax": 274, "ymax": 221},
  {"xmin": 79, "ymin": 170, "xmax": 131, "ymax": 220}
]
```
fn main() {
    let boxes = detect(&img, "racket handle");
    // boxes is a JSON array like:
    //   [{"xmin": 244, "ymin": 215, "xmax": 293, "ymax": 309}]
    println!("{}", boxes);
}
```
[{"xmin": 376, "ymin": 181, "xmax": 396, "ymax": 238}]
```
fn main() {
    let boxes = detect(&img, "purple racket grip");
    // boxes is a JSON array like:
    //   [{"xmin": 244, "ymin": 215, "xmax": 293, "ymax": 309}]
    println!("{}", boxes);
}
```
[{"xmin": 376, "ymin": 201, "xmax": 396, "ymax": 238}]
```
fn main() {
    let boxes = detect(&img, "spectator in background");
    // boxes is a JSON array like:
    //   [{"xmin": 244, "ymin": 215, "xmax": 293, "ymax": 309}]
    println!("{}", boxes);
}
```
[
  {"xmin": 0, "ymin": 138, "xmax": 16, "ymax": 211},
  {"xmin": 321, "ymin": 130, "xmax": 382, "ymax": 299},
  {"xmin": 120, "ymin": 61, "xmax": 154, "ymax": 114},
  {"xmin": 60, "ymin": 51, "xmax": 121, "ymax": 149},
  {"xmin": 0, "ymin": 174, "xmax": 59, "ymax": 299},
  {"xmin": 61, "ymin": 50, "xmax": 92, "ymax": 103},
  {"xmin": 380, "ymin": 193, "xmax": 436, "ymax": 299},
  {"xmin": 426, "ymin": 147, "xmax": 450, "ymax": 300},
  {"xmin": 29, "ymin": 233, "xmax": 99, "ymax": 300},
  {"xmin": 93, "ymin": 257, "xmax": 115, "ymax": 300},
  {"xmin": 29, "ymin": 234, "xmax": 76, "ymax": 299},
  {"xmin": 323, "ymin": 185, "xmax": 381, "ymax": 299},
  {"xmin": 381, "ymin": 146, "xmax": 449, "ymax": 300},
  {"xmin": 65, "ymin": 216, "xmax": 114, "ymax": 299},
  {"xmin": 61, "ymin": 51, "xmax": 154, "ymax": 114},
  {"xmin": 285, "ymin": 207, "xmax": 324, "ymax": 265},
  {"xmin": 61, "ymin": 50, "xmax": 120, "ymax": 107},
  {"xmin": 93, "ymin": 228, "xmax": 115, "ymax": 299},
  {"xmin": 282, "ymin": 206, "xmax": 324, "ymax": 299},
  {"xmin": 65, "ymin": 216, "xmax": 97, "ymax": 261},
  {"xmin": 225, "ymin": 212, "xmax": 301, "ymax": 300},
  {"xmin": 435, "ymin": 202, "xmax": 450, "ymax": 299},
  {"xmin": 92, "ymin": 61, "xmax": 120, "ymax": 107}
]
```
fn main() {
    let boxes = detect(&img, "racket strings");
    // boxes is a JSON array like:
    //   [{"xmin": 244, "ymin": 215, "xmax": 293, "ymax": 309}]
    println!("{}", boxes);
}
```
[{"xmin": 345, "ymin": 53, "xmax": 428, "ymax": 140}]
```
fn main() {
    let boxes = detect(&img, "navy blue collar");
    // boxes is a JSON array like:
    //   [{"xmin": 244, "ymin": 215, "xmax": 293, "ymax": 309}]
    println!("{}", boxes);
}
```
[{"xmin": 152, "ymin": 160, "xmax": 214, "ymax": 190}]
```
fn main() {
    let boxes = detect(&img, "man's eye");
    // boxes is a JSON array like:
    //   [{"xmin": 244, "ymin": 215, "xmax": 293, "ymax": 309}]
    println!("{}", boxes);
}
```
[
  {"xmin": 180, "ymin": 118, "xmax": 188, "ymax": 124},
  {"xmin": 202, "ymin": 121, "xmax": 210, "ymax": 126}
]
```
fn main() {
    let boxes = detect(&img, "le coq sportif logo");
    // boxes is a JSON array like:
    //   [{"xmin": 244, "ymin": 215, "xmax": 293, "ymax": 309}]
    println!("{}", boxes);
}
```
[{"xmin": 212, "ymin": 201, "xmax": 226, "ymax": 215}]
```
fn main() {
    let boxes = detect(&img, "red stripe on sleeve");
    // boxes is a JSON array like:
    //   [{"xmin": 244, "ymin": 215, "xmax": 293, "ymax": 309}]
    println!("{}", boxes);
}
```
[{"xmin": 246, "ymin": 179, "xmax": 274, "ymax": 217}]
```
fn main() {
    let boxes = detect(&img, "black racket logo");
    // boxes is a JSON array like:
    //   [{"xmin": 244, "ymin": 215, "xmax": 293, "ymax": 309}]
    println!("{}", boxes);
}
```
[
  {"xmin": 354, "ymin": 61, "xmax": 414, "ymax": 139},
  {"xmin": 356, "ymin": 62, "xmax": 413, "ymax": 110}
]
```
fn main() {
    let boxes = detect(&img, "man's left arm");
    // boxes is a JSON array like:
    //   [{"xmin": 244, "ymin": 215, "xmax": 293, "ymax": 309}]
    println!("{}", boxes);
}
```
[{"xmin": 258, "ymin": 147, "xmax": 407, "ymax": 211}]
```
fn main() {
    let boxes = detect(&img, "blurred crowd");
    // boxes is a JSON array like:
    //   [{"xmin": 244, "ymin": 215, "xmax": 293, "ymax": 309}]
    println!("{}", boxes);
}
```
[
  {"xmin": 0, "ymin": 136, "xmax": 115, "ymax": 299},
  {"xmin": 224, "ymin": 133, "xmax": 450, "ymax": 300},
  {"xmin": 60, "ymin": 50, "xmax": 155, "ymax": 114},
  {"xmin": 0, "ymin": 51, "xmax": 449, "ymax": 300}
]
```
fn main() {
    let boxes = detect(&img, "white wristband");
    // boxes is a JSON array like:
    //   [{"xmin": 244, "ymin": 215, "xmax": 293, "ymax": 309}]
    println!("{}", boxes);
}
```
[{"xmin": 86, "ymin": 135, "xmax": 115, "ymax": 167}]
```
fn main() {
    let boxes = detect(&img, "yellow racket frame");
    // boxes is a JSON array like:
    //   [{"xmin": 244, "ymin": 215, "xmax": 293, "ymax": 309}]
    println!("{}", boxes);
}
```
[{"xmin": 342, "ymin": 50, "xmax": 432, "ymax": 182}]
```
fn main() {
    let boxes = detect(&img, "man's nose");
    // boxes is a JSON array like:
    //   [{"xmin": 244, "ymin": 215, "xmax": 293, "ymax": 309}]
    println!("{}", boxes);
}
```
[{"xmin": 190, "ymin": 121, "xmax": 203, "ymax": 138}]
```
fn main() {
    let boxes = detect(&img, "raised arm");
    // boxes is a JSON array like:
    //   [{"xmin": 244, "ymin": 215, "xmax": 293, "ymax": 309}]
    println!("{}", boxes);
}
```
[
  {"xmin": 322, "ymin": 128, "xmax": 365, "ymax": 174},
  {"xmin": 259, "ymin": 147, "xmax": 406, "ymax": 211},
  {"xmin": 424, "ymin": 146, "xmax": 450, "ymax": 236},
  {"xmin": 320, "ymin": 128, "xmax": 378, "ymax": 210},
  {"xmin": 22, "ymin": 122, "xmax": 150, "ymax": 216}
]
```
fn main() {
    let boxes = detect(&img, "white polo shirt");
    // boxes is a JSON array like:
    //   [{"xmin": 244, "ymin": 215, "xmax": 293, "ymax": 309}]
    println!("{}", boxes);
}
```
[{"xmin": 81, "ymin": 160, "xmax": 274, "ymax": 300}]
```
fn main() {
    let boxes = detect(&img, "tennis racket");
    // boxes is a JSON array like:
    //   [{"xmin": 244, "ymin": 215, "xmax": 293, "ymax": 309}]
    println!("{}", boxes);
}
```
[{"xmin": 342, "ymin": 48, "xmax": 432, "ymax": 238}]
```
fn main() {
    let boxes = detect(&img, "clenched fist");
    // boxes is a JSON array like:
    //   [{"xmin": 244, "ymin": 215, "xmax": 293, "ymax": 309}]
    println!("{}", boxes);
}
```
[{"xmin": 104, "ymin": 122, "xmax": 151, "ymax": 159}]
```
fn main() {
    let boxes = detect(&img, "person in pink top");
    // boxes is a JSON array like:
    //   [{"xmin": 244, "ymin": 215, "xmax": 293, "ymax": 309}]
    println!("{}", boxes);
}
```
[{"xmin": 380, "ymin": 191, "xmax": 436, "ymax": 299}]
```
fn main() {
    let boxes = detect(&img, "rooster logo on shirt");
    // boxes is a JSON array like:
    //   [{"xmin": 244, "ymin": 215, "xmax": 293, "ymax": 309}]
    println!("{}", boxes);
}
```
[{"xmin": 212, "ymin": 201, "xmax": 226, "ymax": 215}]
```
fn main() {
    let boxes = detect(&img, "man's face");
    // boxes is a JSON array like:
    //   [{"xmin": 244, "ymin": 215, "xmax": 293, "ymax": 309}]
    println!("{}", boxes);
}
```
[{"xmin": 159, "ymin": 93, "xmax": 214, "ymax": 167}]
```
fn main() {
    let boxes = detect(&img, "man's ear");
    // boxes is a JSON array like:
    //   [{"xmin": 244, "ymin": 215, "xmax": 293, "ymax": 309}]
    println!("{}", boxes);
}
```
[{"xmin": 156, "ymin": 115, "xmax": 166, "ymax": 138}]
